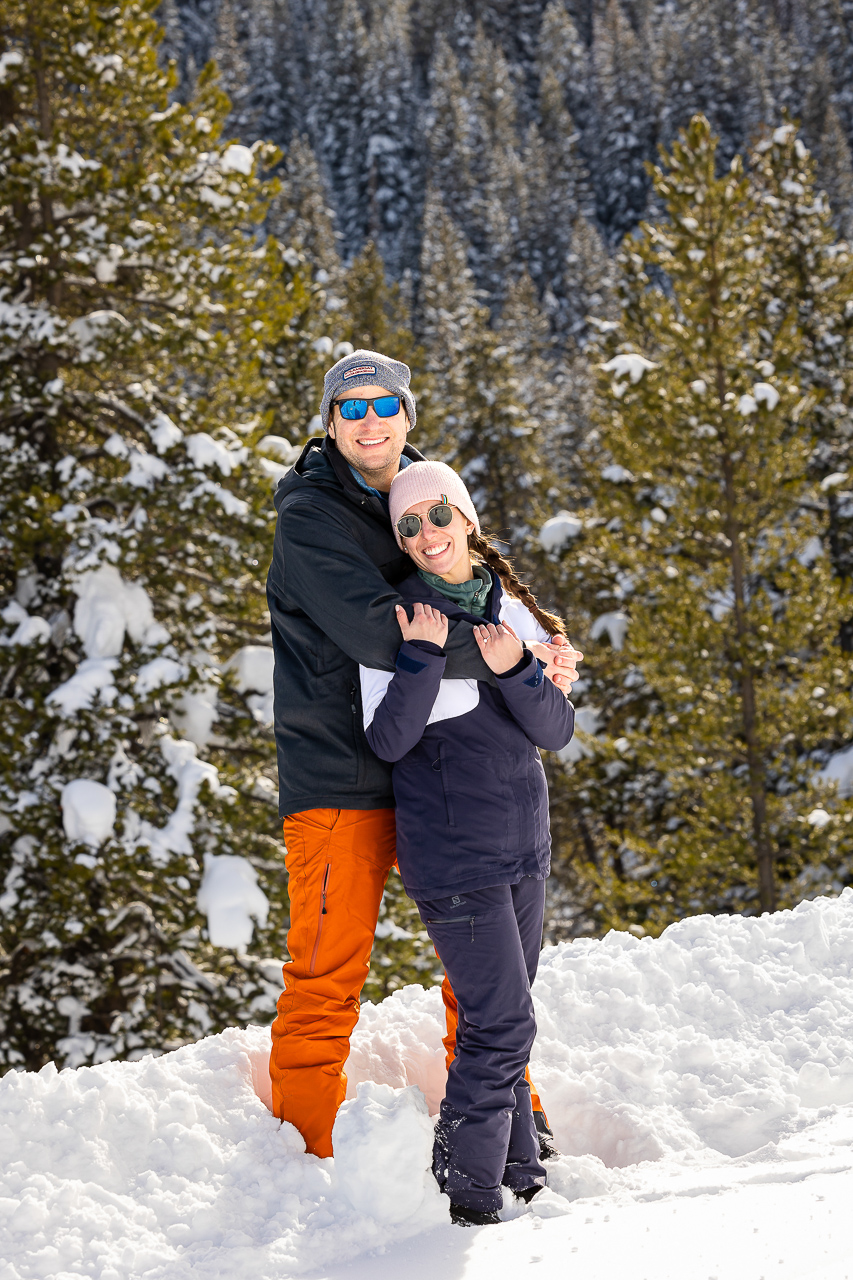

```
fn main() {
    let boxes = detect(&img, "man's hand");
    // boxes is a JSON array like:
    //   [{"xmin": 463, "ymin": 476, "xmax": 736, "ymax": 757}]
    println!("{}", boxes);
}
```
[
  {"xmin": 474, "ymin": 622, "xmax": 525, "ymax": 674},
  {"xmin": 527, "ymin": 634, "xmax": 583, "ymax": 694},
  {"xmin": 396, "ymin": 602, "xmax": 449, "ymax": 648}
]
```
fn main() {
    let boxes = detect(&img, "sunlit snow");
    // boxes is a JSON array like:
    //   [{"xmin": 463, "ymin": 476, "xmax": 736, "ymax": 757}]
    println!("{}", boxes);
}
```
[{"xmin": 3, "ymin": 893, "xmax": 853, "ymax": 1278}]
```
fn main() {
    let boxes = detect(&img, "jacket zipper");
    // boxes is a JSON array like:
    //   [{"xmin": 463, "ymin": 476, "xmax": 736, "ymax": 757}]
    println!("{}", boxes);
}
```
[
  {"xmin": 432, "ymin": 742, "xmax": 455, "ymax": 827},
  {"xmin": 427, "ymin": 914, "xmax": 475, "ymax": 942},
  {"xmin": 309, "ymin": 863, "xmax": 332, "ymax": 974}
]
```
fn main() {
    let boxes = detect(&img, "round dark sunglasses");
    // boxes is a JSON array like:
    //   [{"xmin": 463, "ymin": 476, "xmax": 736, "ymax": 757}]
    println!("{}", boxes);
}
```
[
  {"xmin": 396, "ymin": 500, "xmax": 453, "ymax": 540},
  {"xmin": 332, "ymin": 395, "xmax": 401, "ymax": 421}
]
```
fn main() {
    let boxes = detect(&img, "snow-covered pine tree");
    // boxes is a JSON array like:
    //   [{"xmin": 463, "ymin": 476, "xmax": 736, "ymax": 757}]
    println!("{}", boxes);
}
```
[
  {"xmin": 417, "ymin": 190, "xmax": 546, "ymax": 541},
  {"xmin": 360, "ymin": 0, "xmax": 422, "ymax": 277},
  {"xmin": 518, "ymin": 68, "xmax": 593, "ymax": 343},
  {"xmin": 316, "ymin": 0, "xmax": 369, "ymax": 260},
  {"xmin": 463, "ymin": 24, "xmax": 525, "ymax": 304},
  {"xmin": 537, "ymin": 0, "xmax": 590, "ymax": 136},
  {"xmin": 818, "ymin": 105, "xmax": 853, "ymax": 240},
  {"xmin": 589, "ymin": 0, "xmax": 658, "ymax": 243},
  {"xmin": 425, "ymin": 35, "xmax": 475, "ymax": 239},
  {"xmin": 749, "ymin": 122, "xmax": 853, "ymax": 592},
  {"xmin": 558, "ymin": 115, "xmax": 853, "ymax": 934},
  {"xmin": 209, "ymin": 0, "xmax": 254, "ymax": 134},
  {"xmin": 0, "ymin": 0, "xmax": 301, "ymax": 1071},
  {"xmin": 342, "ymin": 238, "xmax": 417, "ymax": 359}
]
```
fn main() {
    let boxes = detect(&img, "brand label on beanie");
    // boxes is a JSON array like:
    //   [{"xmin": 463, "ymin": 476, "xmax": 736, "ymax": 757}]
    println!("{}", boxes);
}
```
[{"xmin": 343, "ymin": 364, "xmax": 377, "ymax": 379}]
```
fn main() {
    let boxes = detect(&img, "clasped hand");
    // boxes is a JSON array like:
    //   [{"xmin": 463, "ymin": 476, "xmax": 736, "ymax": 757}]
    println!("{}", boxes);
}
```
[{"xmin": 395, "ymin": 602, "xmax": 449, "ymax": 647}]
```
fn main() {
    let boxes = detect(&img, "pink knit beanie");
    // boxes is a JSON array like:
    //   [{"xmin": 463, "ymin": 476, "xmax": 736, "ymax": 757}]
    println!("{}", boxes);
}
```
[{"xmin": 389, "ymin": 461, "xmax": 481, "ymax": 549}]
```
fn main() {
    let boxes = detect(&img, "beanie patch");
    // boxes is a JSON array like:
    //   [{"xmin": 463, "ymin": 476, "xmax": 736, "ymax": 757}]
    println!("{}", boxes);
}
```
[{"xmin": 343, "ymin": 365, "xmax": 377, "ymax": 380}]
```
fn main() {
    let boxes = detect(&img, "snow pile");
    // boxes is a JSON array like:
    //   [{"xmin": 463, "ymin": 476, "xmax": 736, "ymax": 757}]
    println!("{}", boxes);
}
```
[
  {"xmin": 197, "ymin": 853, "xmax": 270, "ymax": 949},
  {"xmin": 60, "ymin": 778, "xmax": 116, "ymax": 850},
  {"xmin": 3, "ymin": 893, "xmax": 853, "ymax": 1279}
]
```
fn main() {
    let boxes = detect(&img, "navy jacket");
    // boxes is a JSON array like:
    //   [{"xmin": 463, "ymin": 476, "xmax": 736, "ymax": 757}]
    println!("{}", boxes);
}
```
[
  {"xmin": 266, "ymin": 437, "xmax": 494, "ymax": 817},
  {"xmin": 360, "ymin": 572, "xmax": 575, "ymax": 900}
]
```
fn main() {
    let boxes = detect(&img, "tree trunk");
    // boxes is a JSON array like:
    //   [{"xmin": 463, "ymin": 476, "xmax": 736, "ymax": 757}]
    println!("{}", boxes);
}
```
[{"xmin": 719, "ymin": 446, "xmax": 776, "ymax": 912}]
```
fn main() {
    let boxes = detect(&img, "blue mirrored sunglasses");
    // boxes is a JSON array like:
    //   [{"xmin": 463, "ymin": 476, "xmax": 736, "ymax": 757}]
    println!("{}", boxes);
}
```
[{"xmin": 332, "ymin": 395, "xmax": 402, "ymax": 421}]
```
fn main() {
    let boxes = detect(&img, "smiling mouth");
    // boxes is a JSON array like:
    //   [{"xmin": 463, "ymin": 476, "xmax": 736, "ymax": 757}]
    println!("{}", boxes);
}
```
[
  {"xmin": 423, "ymin": 542, "xmax": 450, "ymax": 558},
  {"xmin": 356, "ymin": 437, "xmax": 389, "ymax": 448}
]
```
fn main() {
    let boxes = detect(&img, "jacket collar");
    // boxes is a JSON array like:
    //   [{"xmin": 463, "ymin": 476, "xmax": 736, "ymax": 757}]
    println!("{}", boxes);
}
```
[
  {"xmin": 398, "ymin": 567, "xmax": 503, "ymax": 626},
  {"xmin": 277, "ymin": 435, "xmax": 425, "ymax": 524},
  {"xmin": 322, "ymin": 435, "xmax": 425, "ymax": 522}
]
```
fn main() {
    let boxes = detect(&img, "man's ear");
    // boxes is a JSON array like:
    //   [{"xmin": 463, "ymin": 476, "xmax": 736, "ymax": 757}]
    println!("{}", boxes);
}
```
[{"xmin": 327, "ymin": 421, "xmax": 336, "ymax": 440}]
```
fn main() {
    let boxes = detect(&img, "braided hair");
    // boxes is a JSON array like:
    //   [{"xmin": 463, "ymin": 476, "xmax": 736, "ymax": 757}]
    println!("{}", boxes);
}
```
[{"xmin": 468, "ymin": 532, "xmax": 565, "ymax": 639}]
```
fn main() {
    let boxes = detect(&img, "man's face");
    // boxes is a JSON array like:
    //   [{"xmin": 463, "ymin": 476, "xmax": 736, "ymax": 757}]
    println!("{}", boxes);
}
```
[{"xmin": 327, "ymin": 383, "xmax": 409, "ymax": 486}]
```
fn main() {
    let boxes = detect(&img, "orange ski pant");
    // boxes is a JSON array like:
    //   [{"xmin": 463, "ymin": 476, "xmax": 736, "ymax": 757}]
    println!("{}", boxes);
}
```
[{"xmin": 270, "ymin": 807, "xmax": 546, "ymax": 1158}]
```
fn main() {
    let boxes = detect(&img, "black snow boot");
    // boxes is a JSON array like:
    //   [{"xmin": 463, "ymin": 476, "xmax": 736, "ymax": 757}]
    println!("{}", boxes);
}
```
[
  {"xmin": 533, "ymin": 1110, "xmax": 560, "ymax": 1161},
  {"xmin": 449, "ymin": 1203, "xmax": 501, "ymax": 1227}
]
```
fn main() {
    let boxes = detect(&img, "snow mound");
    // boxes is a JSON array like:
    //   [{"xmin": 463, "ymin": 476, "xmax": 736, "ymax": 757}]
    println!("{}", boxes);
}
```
[{"xmin": 3, "ymin": 892, "xmax": 853, "ymax": 1278}]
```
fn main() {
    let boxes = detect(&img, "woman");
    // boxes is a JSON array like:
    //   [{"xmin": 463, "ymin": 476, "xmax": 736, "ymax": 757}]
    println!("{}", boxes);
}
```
[{"xmin": 359, "ymin": 461, "xmax": 577, "ymax": 1226}]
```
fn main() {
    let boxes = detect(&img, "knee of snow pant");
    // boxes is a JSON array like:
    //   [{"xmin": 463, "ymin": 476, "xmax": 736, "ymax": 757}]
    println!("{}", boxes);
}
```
[
  {"xmin": 269, "ymin": 807, "xmax": 397, "ymax": 1158},
  {"xmin": 441, "ymin": 972, "xmax": 548, "ymax": 1123}
]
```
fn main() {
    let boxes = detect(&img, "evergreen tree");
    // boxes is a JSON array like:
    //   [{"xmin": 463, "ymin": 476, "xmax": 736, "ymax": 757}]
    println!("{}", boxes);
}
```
[
  {"xmin": 417, "ymin": 192, "xmax": 546, "ymax": 539},
  {"xmin": 342, "ymin": 238, "xmax": 417, "ymax": 358},
  {"xmin": 317, "ymin": 0, "xmax": 369, "ymax": 259},
  {"xmin": 553, "ymin": 115, "xmax": 853, "ymax": 936},
  {"xmin": 266, "ymin": 134, "xmax": 342, "ymax": 279},
  {"xmin": 0, "ymin": 0, "xmax": 298, "ymax": 1070},
  {"xmin": 425, "ymin": 35, "xmax": 475, "ymax": 236},
  {"xmin": 360, "ymin": 0, "xmax": 422, "ymax": 276},
  {"xmin": 818, "ymin": 104, "xmax": 853, "ymax": 239},
  {"xmin": 538, "ymin": 0, "xmax": 590, "ymax": 135},
  {"xmin": 590, "ymin": 0, "xmax": 658, "ymax": 242},
  {"xmin": 210, "ymin": 0, "xmax": 253, "ymax": 133}
]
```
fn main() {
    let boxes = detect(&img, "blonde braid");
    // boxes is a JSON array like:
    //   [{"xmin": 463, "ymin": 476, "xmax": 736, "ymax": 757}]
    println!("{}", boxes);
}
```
[{"xmin": 469, "ymin": 532, "xmax": 565, "ymax": 638}]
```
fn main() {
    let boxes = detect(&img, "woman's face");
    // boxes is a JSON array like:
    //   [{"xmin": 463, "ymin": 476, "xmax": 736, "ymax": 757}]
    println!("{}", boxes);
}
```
[{"xmin": 401, "ymin": 499, "xmax": 474, "ymax": 584}]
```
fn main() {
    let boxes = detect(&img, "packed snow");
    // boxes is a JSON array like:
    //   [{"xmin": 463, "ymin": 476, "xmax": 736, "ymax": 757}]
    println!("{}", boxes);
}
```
[{"xmin": 3, "ymin": 892, "xmax": 853, "ymax": 1278}]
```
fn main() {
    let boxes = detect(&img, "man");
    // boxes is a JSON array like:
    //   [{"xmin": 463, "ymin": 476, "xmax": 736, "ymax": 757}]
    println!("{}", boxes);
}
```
[{"xmin": 266, "ymin": 349, "xmax": 578, "ymax": 1159}]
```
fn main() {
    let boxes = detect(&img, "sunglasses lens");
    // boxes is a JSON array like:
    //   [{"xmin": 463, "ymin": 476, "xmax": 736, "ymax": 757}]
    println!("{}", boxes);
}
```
[
  {"xmin": 339, "ymin": 399, "xmax": 368, "ymax": 420},
  {"xmin": 396, "ymin": 515, "xmax": 421, "ymax": 539},
  {"xmin": 374, "ymin": 395, "xmax": 401, "ymax": 417},
  {"xmin": 430, "ymin": 504, "xmax": 453, "ymax": 528}
]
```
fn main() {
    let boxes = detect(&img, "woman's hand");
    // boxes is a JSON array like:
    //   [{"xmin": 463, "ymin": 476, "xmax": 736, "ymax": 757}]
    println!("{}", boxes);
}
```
[
  {"xmin": 474, "ymin": 622, "xmax": 525, "ymax": 674},
  {"xmin": 396, "ymin": 602, "xmax": 449, "ymax": 648},
  {"xmin": 527, "ymin": 634, "xmax": 583, "ymax": 694}
]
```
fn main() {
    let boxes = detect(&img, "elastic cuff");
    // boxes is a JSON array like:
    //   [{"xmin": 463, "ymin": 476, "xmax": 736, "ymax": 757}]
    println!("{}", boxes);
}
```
[
  {"xmin": 495, "ymin": 649, "xmax": 536, "ymax": 680},
  {"xmin": 408, "ymin": 639, "xmax": 446, "ymax": 656}
]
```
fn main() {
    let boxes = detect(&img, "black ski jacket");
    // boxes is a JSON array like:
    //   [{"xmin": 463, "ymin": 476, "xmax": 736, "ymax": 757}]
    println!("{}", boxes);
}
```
[{"xmin": 266, "ymin": 436, "xmax": 494, "ymax": 817}]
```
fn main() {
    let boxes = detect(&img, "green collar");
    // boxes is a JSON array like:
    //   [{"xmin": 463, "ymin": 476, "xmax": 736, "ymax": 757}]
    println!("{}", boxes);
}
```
[{"xmin": 416, "ymin": 564, "xmax": 492, "ymax": 616}]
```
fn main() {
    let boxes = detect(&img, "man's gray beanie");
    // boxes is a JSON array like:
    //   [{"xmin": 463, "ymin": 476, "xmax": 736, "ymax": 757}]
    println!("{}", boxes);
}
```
[{"xmin": 320, "ymin": 348, "xmax": 416, "ymax": 432}]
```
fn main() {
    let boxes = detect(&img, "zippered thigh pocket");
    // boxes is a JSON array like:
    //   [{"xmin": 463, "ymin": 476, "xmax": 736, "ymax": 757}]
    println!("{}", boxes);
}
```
[
  {"xmin": 426, "ymin": 914, "xmax": 475, "ymax": 942},
  {"xmin": 309, "ymin": 863, "xmax": 332, "ymax": 974}
]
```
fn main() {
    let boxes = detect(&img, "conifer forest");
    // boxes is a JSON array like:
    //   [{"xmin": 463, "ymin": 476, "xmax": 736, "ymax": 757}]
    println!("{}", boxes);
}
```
[{"xmin": 3, "ymin": 0, "xmax": 853, "ymax": 1071}]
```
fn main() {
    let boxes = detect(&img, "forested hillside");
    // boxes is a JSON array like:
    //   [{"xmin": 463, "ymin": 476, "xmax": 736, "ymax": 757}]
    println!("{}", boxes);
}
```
[
  {"xmin": 2, "ymin": 0, "xmax": 853, "ymax": 1071},
  {"xmin": 163, "ymin": 0, "xmax": 853, "ymax": 300}
]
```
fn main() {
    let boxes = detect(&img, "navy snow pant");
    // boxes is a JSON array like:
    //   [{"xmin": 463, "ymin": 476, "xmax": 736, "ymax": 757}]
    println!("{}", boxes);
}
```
[{"xmin": 415, "ymin": 876, "xmax": 548, "ymax": 1213}]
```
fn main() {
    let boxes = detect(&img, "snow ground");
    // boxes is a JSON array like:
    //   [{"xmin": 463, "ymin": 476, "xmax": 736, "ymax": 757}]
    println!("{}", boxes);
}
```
[{"xmin": 3, "ymin": 892, "xmax": 853, "ymax": 1280}]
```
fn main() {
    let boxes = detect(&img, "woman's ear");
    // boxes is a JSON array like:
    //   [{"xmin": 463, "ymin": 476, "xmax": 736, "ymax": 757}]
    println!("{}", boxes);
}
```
[{"xmin": 465, "ymin": 521, "xmax": 474, "ymax": 534}]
